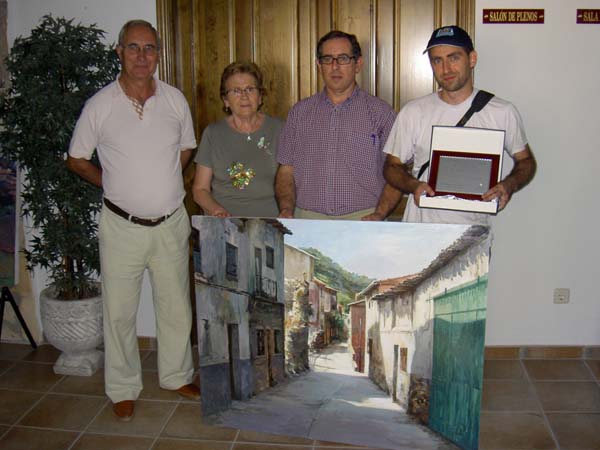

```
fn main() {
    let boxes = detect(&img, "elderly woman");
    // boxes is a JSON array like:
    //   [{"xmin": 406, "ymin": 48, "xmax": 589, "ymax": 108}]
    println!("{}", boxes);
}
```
[{"xmin": 192, "ymin": 61, "xmax": 284, "ymax": 217}]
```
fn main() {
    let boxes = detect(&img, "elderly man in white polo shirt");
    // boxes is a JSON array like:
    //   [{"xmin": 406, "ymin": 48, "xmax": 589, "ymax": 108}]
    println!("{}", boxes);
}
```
[{"xmin": 66, "ymin": 19, "xmax": 199, "ymax": 421}]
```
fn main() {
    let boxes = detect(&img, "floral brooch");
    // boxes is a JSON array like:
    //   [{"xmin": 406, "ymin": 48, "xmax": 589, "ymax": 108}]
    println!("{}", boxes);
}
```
[{"xmin": 227, "ymin": 162, "xmax": 256, "ymax": 190}]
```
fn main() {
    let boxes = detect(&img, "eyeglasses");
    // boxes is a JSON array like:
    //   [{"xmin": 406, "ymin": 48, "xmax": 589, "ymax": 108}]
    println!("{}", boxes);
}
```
[
  {"xmin": 227, "ymin": 87, "xmax": 259, "ymax": 97},
  {"xmin": 123, "ymin": 43, "xmax": 158, "ymax": 56},
  {"xmin": 318, "ymin": 54, "xmax": 355, "ymax": 65}
]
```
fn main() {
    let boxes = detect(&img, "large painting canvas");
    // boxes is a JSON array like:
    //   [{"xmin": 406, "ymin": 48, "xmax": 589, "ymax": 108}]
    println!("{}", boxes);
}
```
[{"xmin": 191, "ymin": 217, "xmax": 492, "ymax": 450}]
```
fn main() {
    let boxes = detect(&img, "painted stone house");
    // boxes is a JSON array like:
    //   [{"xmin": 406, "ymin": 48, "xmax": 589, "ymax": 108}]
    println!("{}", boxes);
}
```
[
  {"xmin": 349, "ymin": 276, "xmax": 412, "ymax": 374},
  {"xmin": 283, "ymin": 244, "xmax": 316, "ymax": 374},
  {"xmin": 283, "ymin": 244, "xmax": 339, "ymax": 350},
  {"xmin": 191, "ymin": 217, "xmax": 290, "ymax": 414},
  {"xmin": 357, "ymin": 225, "xmax": 490, "ymax": 445},
  {"xmin": 284, "ymin": 243, "xmax": 316, "ymax": 284},
  {"xmin": 308, "ymin": 277, "xmax": 338, "ymax": 347}
]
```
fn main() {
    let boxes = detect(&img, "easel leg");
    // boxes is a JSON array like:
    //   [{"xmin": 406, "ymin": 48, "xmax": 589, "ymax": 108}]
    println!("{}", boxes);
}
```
[{"xmin": 1, "ymin": 286, "xmax": 37, "ymax": 349}]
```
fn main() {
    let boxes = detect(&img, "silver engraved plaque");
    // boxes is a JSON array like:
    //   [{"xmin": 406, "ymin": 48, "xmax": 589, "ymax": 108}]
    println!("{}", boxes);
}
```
[{"xmin": 435, "ymin": 155, "xmax": 492, "ymax": 195}]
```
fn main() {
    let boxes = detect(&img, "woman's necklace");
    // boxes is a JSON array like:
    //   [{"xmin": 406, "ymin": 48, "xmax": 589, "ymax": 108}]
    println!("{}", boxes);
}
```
[{"xmin": 230, "ymin": 115, "xmax": 263, "ymax": 141}]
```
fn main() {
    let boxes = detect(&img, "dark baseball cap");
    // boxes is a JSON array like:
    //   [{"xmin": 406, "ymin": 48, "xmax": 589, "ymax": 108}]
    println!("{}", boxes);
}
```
[{"xmin": 423, "ymin": 25, "xmax": 474, "ymax": 54}]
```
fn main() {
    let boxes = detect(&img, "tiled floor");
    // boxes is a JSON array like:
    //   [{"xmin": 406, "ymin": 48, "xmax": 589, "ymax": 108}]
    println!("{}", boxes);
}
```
[
  {"xmin": 480, "ymin": 348, "xmax": 600, "ymax": 450},
  {"xmin": 0, "ymin": 343, "xmax": 381, "ymax": 450},
  {"xmin": 2, "ymin": 343, "xmax": 599, "ymax": 450}
]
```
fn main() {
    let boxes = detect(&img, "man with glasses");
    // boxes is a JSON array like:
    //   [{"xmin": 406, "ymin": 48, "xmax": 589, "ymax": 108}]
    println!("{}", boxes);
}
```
[
  {"xmin": 275, "ymin": 30, "xmax": 401, "ymax": 220},
  {"xmin": 67, "ymin": 20, "xmax": 199, "ymax": 421}
]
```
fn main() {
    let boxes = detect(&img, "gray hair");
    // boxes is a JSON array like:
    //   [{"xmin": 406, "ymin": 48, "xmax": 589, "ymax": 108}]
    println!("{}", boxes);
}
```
[{"xmin": 118, "ymin": 20, "xmax": 161, "ymax": 49}]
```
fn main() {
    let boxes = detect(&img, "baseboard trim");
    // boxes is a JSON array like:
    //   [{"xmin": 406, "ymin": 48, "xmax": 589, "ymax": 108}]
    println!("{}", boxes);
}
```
[{"xmin": 485, "ymin": 345, "xmax": 600, "ymax": 359}]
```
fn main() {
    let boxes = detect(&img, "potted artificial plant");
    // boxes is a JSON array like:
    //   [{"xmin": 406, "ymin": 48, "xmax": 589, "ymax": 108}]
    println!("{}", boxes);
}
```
[{"xmin": 0, "ymin": 15, "xmax": 119, "ymax": 375}]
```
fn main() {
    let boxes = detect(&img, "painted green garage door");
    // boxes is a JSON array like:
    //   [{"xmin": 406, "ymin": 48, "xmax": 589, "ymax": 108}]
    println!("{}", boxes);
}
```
[{"xmin": 429, "ymin": 276, "xmax": 487, "ymax": 450}]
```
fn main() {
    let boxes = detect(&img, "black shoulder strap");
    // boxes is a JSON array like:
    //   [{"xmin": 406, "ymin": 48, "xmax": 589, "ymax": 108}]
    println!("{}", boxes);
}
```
[
  {"xmin": 417, "ymin": 90, "xmax": 495, "ymax": 180},
  {"xmin": 455, "ymin": 90, "xmax": 495, "ymax": 127}
]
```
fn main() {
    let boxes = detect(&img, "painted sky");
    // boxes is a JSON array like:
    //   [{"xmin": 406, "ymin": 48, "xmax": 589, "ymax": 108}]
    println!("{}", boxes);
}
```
[{"xmin": 280, "ymin": 219, "xmax": 470, "ymax": 280}]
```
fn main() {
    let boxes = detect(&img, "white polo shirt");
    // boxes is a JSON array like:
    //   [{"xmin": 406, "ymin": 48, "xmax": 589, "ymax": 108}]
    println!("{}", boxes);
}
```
[{"xmin": 69, "ymin": 77, "xmax": 197, "ymax": 218}]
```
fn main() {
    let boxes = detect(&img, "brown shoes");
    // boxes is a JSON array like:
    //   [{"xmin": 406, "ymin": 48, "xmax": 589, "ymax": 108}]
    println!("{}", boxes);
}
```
[
  {"xmin": 111, "ymin": 384, "xmax": 198, "ymax": 421},
  {"xmin": 173, "ymin": 383, "xmax": 201, "ymax": 400},
  {"xmin": 112, "ymin": 400, "xmax": 134, "ymax": 421}
]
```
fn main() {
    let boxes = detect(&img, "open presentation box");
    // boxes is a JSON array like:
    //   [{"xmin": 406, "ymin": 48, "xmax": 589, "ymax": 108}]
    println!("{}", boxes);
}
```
[{"xmin": 420, "ymin": 125, "xmax": 505, "ymax": 214}]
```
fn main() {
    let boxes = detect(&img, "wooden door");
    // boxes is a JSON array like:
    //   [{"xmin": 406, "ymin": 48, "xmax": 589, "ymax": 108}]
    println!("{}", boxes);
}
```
[
  {"xmin": 156, "ymin": 0, "xmax": 475, "ymax": 216},
  {"xmin": 266, "ymin": 328, "xmax": 274, "ymax": 386},
  {"xmin": 392, "ymin": 344, "xmax": 399, "ymax": 401},
  {"xmin": 352, "ymin": 313, "xmax": 365, "ymax": 372},
  {"xmin": 227, "ymin": 323, "xmax": 240, "ymax": 399},
  {"xmin": 254, "ymin": 247, "xmax": 262, "ymax": 295},
  {"xmin": 430, "ymin": 277, "xmax": 487, "ymax": 450}
]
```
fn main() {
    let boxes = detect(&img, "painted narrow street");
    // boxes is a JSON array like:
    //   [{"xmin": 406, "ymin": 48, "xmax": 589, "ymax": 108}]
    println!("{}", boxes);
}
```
[{"xmin": 211, "ymin": 342, "xmax": 459, "ymax": 450}]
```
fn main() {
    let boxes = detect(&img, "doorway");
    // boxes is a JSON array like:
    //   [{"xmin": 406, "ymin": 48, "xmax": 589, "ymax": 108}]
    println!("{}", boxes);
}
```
[
  {"xmin": 392, "ymin": 344, "xmax": 399, "ymax": 401},
  {"xmin": 254, "ymin": 247, "xmax": 262, "ymax": 295},
  {"xmin": 266, "ymin": 328, "xmax": 274, "ymax": 386},
  {"xmin": 227, "ymin": 323, "xmax": 240, "ymax": 399}
]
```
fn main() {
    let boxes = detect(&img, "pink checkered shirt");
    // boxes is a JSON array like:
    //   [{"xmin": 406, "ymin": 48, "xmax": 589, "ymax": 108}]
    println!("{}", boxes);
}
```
[{"xmin": 277, "ymin": 87, "xmax": 396, "ymax": 216}]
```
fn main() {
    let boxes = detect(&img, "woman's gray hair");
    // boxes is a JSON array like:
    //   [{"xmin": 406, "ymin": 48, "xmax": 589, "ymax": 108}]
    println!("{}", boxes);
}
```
[{"xmin": 219, "ymin": 61, "xmax": 266, "ymax": 114}]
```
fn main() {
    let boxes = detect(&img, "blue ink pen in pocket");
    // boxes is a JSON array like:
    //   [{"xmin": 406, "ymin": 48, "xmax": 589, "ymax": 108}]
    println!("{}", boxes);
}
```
[{"xmin": 370, "ymin": 133, "xmax": 376, "ymax": 145}]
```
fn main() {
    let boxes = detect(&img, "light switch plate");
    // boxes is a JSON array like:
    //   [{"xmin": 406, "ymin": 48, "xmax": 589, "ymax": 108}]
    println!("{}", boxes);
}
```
[{"xmin": 553, "ymin": 288, "xmax": 570, "ymax": 304}]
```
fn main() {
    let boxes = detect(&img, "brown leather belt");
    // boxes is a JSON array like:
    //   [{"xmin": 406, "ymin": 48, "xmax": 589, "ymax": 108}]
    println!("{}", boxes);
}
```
[{"xmin": 103, "ymin": 198, "xmax": 173, "ymax": 227}]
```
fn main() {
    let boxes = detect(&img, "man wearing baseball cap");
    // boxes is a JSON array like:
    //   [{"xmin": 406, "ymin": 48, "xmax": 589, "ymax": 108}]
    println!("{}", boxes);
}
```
[{"xmin": 382, "ymin": 25, "xmax": 536, "ymax": 224}]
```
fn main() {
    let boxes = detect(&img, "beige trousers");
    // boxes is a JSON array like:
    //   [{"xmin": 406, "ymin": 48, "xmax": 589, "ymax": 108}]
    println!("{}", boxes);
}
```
[
  {"xmin": 294, "ymin": 206, "xmax": 375, "ymax": 220},
  {"xmin": 99, "ymin": 204, "xmax": 194, "ymax": 402}
]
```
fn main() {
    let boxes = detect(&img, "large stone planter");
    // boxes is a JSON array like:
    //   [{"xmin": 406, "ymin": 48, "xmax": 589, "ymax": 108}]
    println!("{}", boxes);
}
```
[{"xmin": 40, "ymin": 287, "xmax": 103, "ymax": 376}]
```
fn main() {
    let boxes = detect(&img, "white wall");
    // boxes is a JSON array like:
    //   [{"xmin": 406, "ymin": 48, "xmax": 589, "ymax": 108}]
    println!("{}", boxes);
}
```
[
  {"xmin": 9, "ymin": 0, "xmax": 599, "ymax": 345},
  {"xmin": 478, "ymin": 0, "xmax": 600, "ymax": 345},
  {"xmin": 8, "ymin": 0, "xmax": 158, "ymax": 337},
  {"xmin": 8, "ymin": 0, "xmax": 155, "ymax": 46}
]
